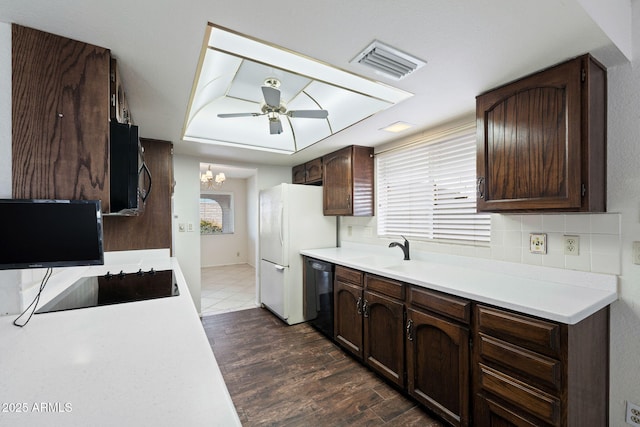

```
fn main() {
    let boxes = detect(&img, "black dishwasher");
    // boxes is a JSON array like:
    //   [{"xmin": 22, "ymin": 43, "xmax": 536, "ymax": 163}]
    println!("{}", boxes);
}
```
[{"xmin": 304, "ymin": 257, "xmax": 334, "ymax": 338}]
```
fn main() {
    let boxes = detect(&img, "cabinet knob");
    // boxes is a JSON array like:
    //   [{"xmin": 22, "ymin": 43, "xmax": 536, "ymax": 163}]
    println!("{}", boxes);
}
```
[{"xmin": 57, "ymin": 112, "xmax": 64, "ymax": 118}]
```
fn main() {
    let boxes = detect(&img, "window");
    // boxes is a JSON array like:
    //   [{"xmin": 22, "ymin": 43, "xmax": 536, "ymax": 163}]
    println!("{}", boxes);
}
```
[
  {"xmin": 376, "ymin": 125, "xmax": 490, "ymax": 244},
  {"xmin": 200, "ymin": 193, "xmax": 234, "ymax": 234}
]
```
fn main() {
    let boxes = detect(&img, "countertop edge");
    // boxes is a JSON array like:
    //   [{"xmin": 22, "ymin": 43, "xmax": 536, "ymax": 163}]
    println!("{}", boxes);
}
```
[{"xmin": 301, "ymin": 247, "xmax": 618, "ymax": 324}]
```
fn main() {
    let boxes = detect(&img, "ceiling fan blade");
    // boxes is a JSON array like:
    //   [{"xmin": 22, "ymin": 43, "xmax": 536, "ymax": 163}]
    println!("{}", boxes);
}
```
[
  {"xmin": 217, "ymin": 113, "xmax": 260, "ymax": 118},
  {"xmin": 269, "ymin": 118, "xmax": 283, "ymax": 135},
  {"xmin": 287, "ymin": 110, "xmax": 329, "ymax": 119},
  {"xmin": 262, "ymin": 86, "xmax": 281, "ymax": 107}
]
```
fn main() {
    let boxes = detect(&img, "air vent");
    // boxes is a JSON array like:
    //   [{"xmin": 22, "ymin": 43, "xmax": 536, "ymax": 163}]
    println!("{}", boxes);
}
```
[{"xmin": 351, "ymin": 40, "xmax": 426, "ymax": 80}]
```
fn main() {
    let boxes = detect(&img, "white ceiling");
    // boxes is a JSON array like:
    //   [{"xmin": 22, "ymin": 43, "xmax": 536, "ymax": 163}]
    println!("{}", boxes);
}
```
[{"xmin": 0, "ymin": 0, "xmax": 632, "ymax": 168}]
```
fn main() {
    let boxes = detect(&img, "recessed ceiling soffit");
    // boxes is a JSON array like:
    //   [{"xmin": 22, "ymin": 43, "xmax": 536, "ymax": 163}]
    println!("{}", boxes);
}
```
[{"xmin": 183, "ymin": 23, "xmax": 414, "ymax": 155}]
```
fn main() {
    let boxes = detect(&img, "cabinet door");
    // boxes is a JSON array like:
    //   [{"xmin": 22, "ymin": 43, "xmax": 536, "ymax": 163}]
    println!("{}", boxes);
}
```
[
  {"xmin": 12, "ymin": 25, "xmax": 111, "ymax": 210},
  {"xmin": 292, "ymin": 164, "xmax": 306, "ymax": 184},
  {"xmin": 323, "ymin": 146, "xmax": 353, "ymax": 215},
  {"xmin": 305, "ymin": 158, "xmax": 323, "ymax": 184},
  {"xmin": 406, "ymin": 308, "xmax": 470, "ymax": 427},
  {"xmin": 334, "ymin": 280, "xmax": 363, "ymax": 359},
  {"xmin": 476, "ymin": 57, "xmax": 582, "ymax": 212},
  {"xmin": 363, "ymin": 291, "xmax": 405, "ymax": 387}
]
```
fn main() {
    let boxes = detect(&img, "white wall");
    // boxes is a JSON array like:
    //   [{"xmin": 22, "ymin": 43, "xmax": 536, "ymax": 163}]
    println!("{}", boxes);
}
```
[
  {"xmin": 0, "ymin": 22, "xmax": 21, "ymax": 316},
  {"xmin": 246, "ymin": 174, "xmax": 258, "ymax": 268},
  {"xmin": 172, "ymin": 155, "xmax": 202, "ymax": 312},
  {"xmin": 200, "ymin": 177, "xmax": 249, "ymax": 267},
  {"xmin": 173, "ymin": 154, "xmax": 290, "ymax": 312},
  {"xmin": 606, "ymin": 1, "xmax": 640, "ymax": 423}
]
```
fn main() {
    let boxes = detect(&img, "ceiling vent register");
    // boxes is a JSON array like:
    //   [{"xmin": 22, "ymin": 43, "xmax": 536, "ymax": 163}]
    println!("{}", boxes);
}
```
[{"xmin": 352, "ymin": 40, "xmax": 426, "ymax": 80}]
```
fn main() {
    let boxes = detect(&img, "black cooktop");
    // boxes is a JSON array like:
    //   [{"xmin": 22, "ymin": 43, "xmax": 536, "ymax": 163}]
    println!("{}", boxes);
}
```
[{"xmin": 36, "ymin": 269, "xmax": 179, "ymax": 314}]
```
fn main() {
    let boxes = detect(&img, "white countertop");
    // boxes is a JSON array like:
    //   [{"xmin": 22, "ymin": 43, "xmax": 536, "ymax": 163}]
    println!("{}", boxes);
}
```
[
  {"xmin": 0, "ymin": 252, "xmax": 241, "ymax": 427},
  {"xmin": 301, "ymin": 244, "xmax": 618, "ymax": 324}
]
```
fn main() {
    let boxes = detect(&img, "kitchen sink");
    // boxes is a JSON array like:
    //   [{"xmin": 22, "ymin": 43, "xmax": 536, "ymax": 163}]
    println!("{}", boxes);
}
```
[
  {"xmin": 345, "ymin": 255, "xmax": 401, "ymax": 269},
  {"xmin": 383, "ymin": 261, "xmax": 431, "ymax": 276}
]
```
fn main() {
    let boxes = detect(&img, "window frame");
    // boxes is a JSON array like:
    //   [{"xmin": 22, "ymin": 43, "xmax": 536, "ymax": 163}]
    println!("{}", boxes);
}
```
[
  {"xmin": 199, "ymin": 191, "xmax": 235, "ymax": 235},
  {"xmin": 376, "ymin": 124, "xmax": 490, "ymax": 245}
]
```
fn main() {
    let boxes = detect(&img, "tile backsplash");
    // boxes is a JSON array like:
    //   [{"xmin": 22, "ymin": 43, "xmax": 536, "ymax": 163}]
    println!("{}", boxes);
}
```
[
  {"xmin": 490, "ymin": 213, "xmax": 621, "ymax": 275},
  {"xmin": 340, "ymin": 212, "xmax": 622, "ymax": 275}
]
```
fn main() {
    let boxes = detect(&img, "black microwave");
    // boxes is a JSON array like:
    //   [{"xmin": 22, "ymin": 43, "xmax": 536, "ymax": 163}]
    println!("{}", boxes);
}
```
[{"xmin": 107, "ymin": 122, "xmax": 151, "ymax": 216}]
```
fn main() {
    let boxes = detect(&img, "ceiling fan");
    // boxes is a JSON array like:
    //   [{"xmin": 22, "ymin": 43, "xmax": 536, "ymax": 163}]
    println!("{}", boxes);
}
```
[{"xmin": 217, "ymin": 78, "xmax": 329, "ymax": 135}]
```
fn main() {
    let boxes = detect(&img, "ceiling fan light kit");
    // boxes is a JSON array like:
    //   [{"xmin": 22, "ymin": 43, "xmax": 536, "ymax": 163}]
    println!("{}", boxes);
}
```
[{"xmin": 217, "ymin": 78, "xmax": 329, "ymax": 135}]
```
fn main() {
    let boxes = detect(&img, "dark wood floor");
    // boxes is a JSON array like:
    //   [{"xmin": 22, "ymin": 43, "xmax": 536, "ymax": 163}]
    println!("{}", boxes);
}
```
[{"xmin": 202, "ymin": 307, "xmax": 445, "ymax": 426}]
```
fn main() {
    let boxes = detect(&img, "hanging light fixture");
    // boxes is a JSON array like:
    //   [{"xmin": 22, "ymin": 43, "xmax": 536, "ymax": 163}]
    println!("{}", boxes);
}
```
[{"xmin": 201, "ymin": 165, "xmax": 226, "ymax": 189}]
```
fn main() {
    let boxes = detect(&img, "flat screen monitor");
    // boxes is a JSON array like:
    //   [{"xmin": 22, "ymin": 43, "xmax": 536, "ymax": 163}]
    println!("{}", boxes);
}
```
[{"xmin": 0, "ymin": 199, "xmax": 104, "ymax": 270}]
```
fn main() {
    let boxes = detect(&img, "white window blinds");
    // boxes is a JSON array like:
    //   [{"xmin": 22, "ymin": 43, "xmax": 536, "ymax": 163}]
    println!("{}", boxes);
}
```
[{"xmin": 376, "ymin": 127, "xmax": 491, "ymax": 244}]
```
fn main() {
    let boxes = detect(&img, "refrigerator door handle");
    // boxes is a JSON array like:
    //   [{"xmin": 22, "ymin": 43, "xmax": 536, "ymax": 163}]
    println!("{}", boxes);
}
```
[
  {"xmin": 279, "ymin": 204, "xmax": 284, "ymax": 247},
  {"xmin": 274, "ymin": 264, "xmax": 285, "ymax": 271}
]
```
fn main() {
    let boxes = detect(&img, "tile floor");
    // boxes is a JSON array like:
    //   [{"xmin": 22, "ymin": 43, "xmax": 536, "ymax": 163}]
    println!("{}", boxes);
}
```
[{"xmin": 200, "ymin": 264, "xmax": 258, "ymax": 316}]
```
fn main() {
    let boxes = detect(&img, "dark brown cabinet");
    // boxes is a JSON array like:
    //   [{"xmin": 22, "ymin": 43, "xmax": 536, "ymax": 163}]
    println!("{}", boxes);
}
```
[
  {"xmin": 322, "ymin": 145, "xmax": 374, "ymax": 216},
  {"xmin": 333, "ymin": 267, "xmax": 364, "ymax": 357},
  {"xmin": 406, "ymin": 287, "xmax": 471, "ymax": 427},
  {"xmin": 363, "ymin": 275, "xmax": 406, "ymax": 387},
  {"xmin": 330, "ymin": 261, "xmax": 609, "ymax": 427},
  {"xmin": 103, "ymin": 139, "xmax": 173, "ymax": 252},
  {"xmin": 292, "ymin": 157, "xmax": 323, "ymax": 185},
  {"xmin": 473, "ymin": 304, "xmax": 609, "ymax": 427},
  {"xmin": 333, "ymin": 267, "xmax": 406, "ymax": 388},
  {"xmin": 476, "ymin": 54, "xmax": 606, "ymax": 212},
  {"xmin": 12, "ymin": 24, "xmax": 112, "ymax": 211}
]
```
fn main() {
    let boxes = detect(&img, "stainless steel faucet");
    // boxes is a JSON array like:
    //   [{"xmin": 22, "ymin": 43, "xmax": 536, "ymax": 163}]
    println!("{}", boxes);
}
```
[{"xmin": 388, "ymin": 236, "xmax": 410, "ymax": 260}]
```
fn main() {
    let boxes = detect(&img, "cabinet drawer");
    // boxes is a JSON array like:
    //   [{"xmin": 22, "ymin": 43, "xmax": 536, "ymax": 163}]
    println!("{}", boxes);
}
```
[
  {"xmin": 409, "ymin": 286, "xmax": 470, "ymax": 324},
  {"xmin": 335, "ymin": 265, "xmax": 363, "ymax": 286},
  {"xmin": 478, "ymin": 363, "xmax": 561, "ymax": 426},
  {"xmin": 478, "ymin": 333, "xmax": 562, "ymax": 391},
  {"xmin": 476, "ymin": 305, "xmax": 561, "ymax": 357},
  {"xmin": 365, "ymin": 275, "xmax": 404, "ymax": 300}
]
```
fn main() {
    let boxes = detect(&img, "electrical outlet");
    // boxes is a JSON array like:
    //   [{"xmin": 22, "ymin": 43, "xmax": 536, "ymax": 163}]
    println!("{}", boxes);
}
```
[
  {"xmin": 187, "ymin": 223, "xmax": 194, "ymax": 232},
  {"xmin": 633, "ymin": 242, "xmax": 640, "ymax": 265},
  {"xmin": 626, "ymin": 401, "xmax": 640, "ymax": 426},
  {"xmin": 529, "ymin": 233, "xmax": 547, "ymax": 254},
  {"xmin": 564, "ymin": 235, "xmax": 580, "ymax": 256}
]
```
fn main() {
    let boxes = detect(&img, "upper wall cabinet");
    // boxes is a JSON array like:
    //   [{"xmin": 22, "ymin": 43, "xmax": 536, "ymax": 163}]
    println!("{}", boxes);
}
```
[
  {"xmin": 292, "ymin": 157, "xmax": 323, "ymax": 185},
  {"xmin": 322, "ymin": 145, "xmax": 374, "ymax": 216},
  {"xmin": 12, "ymin": 25, "xmax": 111, "ymax": 211},
  {"xmin": 476, "ymin": 54, "xmax": 606, "ymax": 212}
]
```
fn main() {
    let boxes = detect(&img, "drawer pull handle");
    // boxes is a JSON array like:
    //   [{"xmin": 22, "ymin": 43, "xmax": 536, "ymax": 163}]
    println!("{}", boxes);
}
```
[
  {"xmin": 356, "ymin": 296, "xmax": 362, "ymax": 315},
  {"xmin": 406, "ymin": 319, "xmax": 414, "ymax": 341}
]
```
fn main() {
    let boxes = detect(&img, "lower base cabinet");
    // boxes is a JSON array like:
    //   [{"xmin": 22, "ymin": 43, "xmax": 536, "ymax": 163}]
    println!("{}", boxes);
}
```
[
  {"xmin": 333, "ymin": 268, "xmax": 406, "ymax": 388},
  {"xmin": 406, "ymin": 308, "xmax": 469, "ymax": 426},
  {"xmin": 329, "ymin": 263, "xmax": 609, "ymax": 427},
  {"xmin": 472, "ymin": 304, "xmax": 609, "ymax": 427},
  {"xmin": 406, "ymin": 287, "xmax": 471, "ymax": 427}
]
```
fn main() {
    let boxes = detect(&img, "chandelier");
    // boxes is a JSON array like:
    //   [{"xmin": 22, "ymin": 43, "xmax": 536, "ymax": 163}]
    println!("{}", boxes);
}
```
[{"xmin": 201, "ymin": 165, "xmax": 226, "ymax": 189}]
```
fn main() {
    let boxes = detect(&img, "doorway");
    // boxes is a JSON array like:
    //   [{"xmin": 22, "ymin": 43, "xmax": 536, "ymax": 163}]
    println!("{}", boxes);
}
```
[{"xmin": 198, "ymin": 163, "xmax": 259, "ymax": 316}]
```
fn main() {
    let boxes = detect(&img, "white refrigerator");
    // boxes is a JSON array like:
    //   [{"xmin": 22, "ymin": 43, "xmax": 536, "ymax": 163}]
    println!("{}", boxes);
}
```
[{"xmin": 259, "ymin": 183, "xmax": 336, "ymax": 325}]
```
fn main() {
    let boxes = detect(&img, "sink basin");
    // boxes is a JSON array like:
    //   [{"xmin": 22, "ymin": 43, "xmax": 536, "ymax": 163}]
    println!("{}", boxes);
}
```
[
  {"xmin": 383, "ymin": 261, "xmax": 430, "ymax": 276},
  {"xmin": 346, "ymin": 255, "xmax": 400, "ymax": 269}
]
